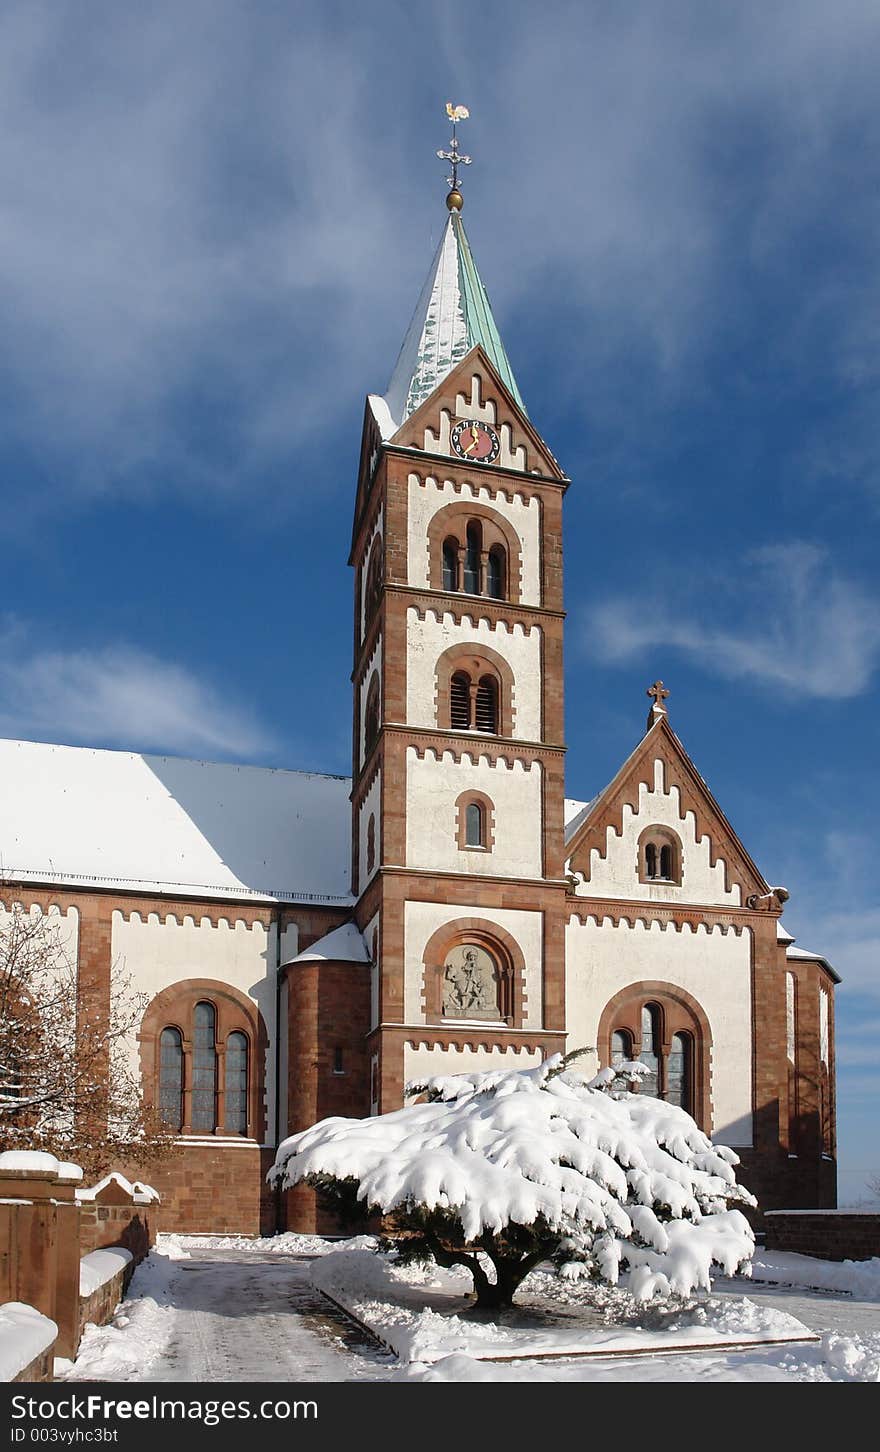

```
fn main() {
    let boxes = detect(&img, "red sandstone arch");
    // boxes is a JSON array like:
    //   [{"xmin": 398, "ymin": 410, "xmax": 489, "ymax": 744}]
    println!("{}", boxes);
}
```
[
  {"xmin": 427, "ymin": 500, "xmax": 523, "ymax": 603},
  {"xmin": 597, "ymin": 980, "xmax": 712, "ymax": 1131},
  {"xmin": 139, "ymin": 979, "xmax": 267, "ymax": 1142},
  {"xmin": 422, "ymin": 917, "xmax": 527, "ymax": 1028},
  {"xmin": 434, "ymin": 640, "xmax": 516, "ymax": 737}
]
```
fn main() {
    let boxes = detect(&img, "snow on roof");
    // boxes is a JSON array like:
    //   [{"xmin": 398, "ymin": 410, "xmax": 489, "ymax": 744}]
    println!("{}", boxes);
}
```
[
  {"xmin": 564, "ymin": 794, "xmax": 600, "ymax": 844},
  {"xmin": 776, "ymin": 920, "xmax": 795, "ymax": 944},
  {"xmin": 785, "ymin": 943, "xmax": 840, "ymax": 981},
  {"xmin": 384, "ymin": 211, "xmax": 525, "ymax": 428},
  {"xmin": 288, "ymin": 920, "xmax": 370, "ymax": 965},
  {"xmin": 0, "ymin": 738, "xmax": 354, "ymax": 904}
]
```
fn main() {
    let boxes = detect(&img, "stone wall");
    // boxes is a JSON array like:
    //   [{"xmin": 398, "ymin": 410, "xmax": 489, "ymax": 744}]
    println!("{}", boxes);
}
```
[{"xmin": 764, "ymin": 1211, "xmax": 880, "ymax": 1261}]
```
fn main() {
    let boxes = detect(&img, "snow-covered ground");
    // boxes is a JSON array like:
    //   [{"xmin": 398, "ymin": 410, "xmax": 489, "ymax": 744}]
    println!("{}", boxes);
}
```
[{"xmin": 55, "ymin": 1234, "xmax": 880, "ymax": 1384}]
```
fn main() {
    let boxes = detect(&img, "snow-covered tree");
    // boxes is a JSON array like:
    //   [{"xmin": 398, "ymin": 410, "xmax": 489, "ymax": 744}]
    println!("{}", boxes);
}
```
[
  {"xmin": 270, "ymin": 1054, "xmax": 756, "ymax": 1309},
  {"xmin": 0, "ymin": 895, "xmax": 176, "ymax": 1178}
]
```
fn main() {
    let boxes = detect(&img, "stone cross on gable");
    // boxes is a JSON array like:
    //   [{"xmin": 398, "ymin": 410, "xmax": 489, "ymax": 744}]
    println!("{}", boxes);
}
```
[{"xmin": 646, "ymin": 680, "xmax": 670, "ymax": 733}]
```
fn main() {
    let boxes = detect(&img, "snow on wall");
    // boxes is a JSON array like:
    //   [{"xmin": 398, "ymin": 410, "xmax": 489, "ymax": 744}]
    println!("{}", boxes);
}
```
[
  {"xmin": 571, "ymin": 758, "xmax": 741, "ymax": 907},
  {"xmin": 405, "ymin": 748, "xmax": 542, "ymax": 878},
  {"xmin": 407, "ymin": 472, "xmax": 540, "ymax": 605},
  {"xmin": 359, "ymin": 635, "xmax": 383, "ymax": 769},
  {"xmin": 406, "ymin": 608, "xmax": 542, "ymax": 741},
  {"xmin": 358, "ymin": 768, "xmax": 382, "ymax": 891},
  {"xmin": 112, "ymin": 911, "xmax": 277, "ymax": 1142},
  {"xmin": 565, "ymin": 915, "xmax": 754, "ymax": 1146},
  {"xmin": 403, "ymin": 1041, "xmax": 543, "ymax": 1096},
  {"xmin": 404, "ymin": 900, "xmax": 543, "ymax": 1029}
]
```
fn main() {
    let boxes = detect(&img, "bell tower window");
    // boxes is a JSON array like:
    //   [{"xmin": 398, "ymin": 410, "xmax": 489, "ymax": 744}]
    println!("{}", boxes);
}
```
[
  {"xmin": 638, "ymin": 826, "xmax": 682, "ymax": 885},
  {"xmin": 450, "ymin": 672, "xmax": 471, "ymax": 730}
]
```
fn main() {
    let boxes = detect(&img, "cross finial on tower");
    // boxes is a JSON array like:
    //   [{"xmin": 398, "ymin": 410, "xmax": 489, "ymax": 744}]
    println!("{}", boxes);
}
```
[
  {"xmin": 437, "ymin": 103, "xmax": 472, "ymax": 211},
  {"xmin": 646, "ymin": 680, "xmax": 670, "ymax": 733}
]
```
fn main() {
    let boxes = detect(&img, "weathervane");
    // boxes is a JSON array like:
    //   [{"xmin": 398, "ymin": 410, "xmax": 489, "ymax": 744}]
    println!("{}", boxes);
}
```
[{"xmin": 437, "ymin": 102, "xmax": 471, "ymax": 211}]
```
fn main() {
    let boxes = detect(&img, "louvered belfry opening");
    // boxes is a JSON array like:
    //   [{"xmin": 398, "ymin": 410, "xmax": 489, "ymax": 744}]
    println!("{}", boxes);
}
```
[
  {"xmin": 475, "ymin": 675, "xmax": 498, "ymax": 733},
  {"xmin": 450, "ymin": 671, "xmax": 471, "ymax": 730}
]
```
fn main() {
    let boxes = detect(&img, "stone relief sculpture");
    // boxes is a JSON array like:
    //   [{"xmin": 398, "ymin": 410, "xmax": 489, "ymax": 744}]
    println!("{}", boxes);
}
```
[{"xmin": 442, "ymin": 944, "xmax": 499, "ymax": 1019}]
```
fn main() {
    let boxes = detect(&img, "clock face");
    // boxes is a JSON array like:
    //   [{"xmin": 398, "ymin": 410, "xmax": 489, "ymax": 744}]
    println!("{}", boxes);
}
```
[{"xmin": 450, "ymin": 419, "xmax": 501, "ymax": 464}]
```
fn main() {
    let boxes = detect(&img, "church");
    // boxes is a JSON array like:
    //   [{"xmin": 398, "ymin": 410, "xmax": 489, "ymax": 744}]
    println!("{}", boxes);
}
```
[{"xmin": 0, "ymin": 133, "xmax": 839, "ymax": 1235}]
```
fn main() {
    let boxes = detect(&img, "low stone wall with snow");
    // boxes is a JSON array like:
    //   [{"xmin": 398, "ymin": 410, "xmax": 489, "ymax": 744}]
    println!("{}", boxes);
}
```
[
  {"xmin": 765, "ymin": 1211, "xmax": 880, "ymax": 1262},
  {"xmin": 76, "ymin": 1173, "xmax": 160, "ymax": 1263},
  {"xmin": 0, "ymin": 1303, "xmax": 58, "ymax": 1384},
  {"xmin": 79, "ymin": 1249, "xmax": 134, "ymax": 1339}
]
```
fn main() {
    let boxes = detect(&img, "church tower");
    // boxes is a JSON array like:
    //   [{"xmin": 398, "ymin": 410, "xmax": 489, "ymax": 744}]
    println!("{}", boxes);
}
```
[{"xmin": 349, "ymin": 112, "xmax": 571, "ymax": 1109}]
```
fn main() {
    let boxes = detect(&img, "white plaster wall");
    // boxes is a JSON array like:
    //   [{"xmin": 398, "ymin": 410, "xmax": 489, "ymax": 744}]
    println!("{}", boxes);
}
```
[
  {"xmin": 565, "ymin": 916, "xmax": 753, "ymax": 1145},
  {"xmin": 359, "ymin": 506, "xmax": 384, "ymax": 644},
  {"xmin": 572, "ymin": 758, "xmax": 741, "ymax": 907},
  {"xmin": 406, "ymin": 608, "xmax": 542, "ymax": 741},
  {"xmin": 405, "ymin": 749, "xmax": 542, "ymax": 878},
  {"xmin": 358, "ymin": 635, "xmax": 383, "ymax": 768},
  {"xmin": 358, "ymin": 769, "xmax": 382, "ymax": 887},
  {"xmin": 404, "ymin": 900, "xmax": 543, "ymax": 1030},
  {"xmin": 407, "ymin": 473, "xmax": 540, "ymax": 605},
  {"xmin": 0, "ymin": 899, "xmax": 79, "ymax": 970},
  {"xmin": 404, "ymin": 1041, "xmax": 543, "ymax": 1098},
  {"xmin": 111, "ymin": 912, "xmax": 277, "ymax": 1143}
]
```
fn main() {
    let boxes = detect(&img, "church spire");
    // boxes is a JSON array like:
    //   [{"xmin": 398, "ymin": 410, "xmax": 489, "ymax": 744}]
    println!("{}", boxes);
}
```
[{"xmin": 383, "ymin": 106, "xmax": 525, "ymax": 428}]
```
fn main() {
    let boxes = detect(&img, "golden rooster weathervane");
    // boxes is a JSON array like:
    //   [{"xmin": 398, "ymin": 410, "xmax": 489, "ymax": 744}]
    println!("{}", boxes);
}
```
[{"xmin": 437, "ymin": 102, "xmax": 471, "ymax": 211}]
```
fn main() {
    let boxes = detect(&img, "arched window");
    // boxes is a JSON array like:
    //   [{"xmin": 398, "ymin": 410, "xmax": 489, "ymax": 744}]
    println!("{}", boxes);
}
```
[
  {"xmin": 667, "ymin": 1032, "xmax": 692, "ymax": 1113},
  {"xmin": 366, "ymin": 813, "xmax": 376, "ymax": 875},
  {"xmin": 464, "ymin": 521, "xmax": 482, "ymax": 594},
  {"xmin": 224, "ymin": 1032, "xmax": 249, "ymax": 1134},
  {"xmin": 159, "ymin": 1027, "xmax": 183, "ymax": 1131},
  {"xmin": 364, "ymin": 675, "xmax": 380, "ymax": 758},
  {"xmin": 143, "ymin": 982, "xmax": 264, "ymax": 1140},
  {"xmin": 450, "ymin": 671, "xmax": 471, "ymax": 730},
  {"xmin": 611, "ymin": 1029, "xmax": 632, "ymax": 1069},
  {"xmin": 442, "ymin": 538, "xmax": 459, "ymax": 592},
  {"xmin": 191, "ymin": 1001, "xmax": 217, "ymax": 1133},
  {"xmin": 465, "ymin": 802, "xmax": 483, "ymax": 847},
  {"xmin": 639, "ymin": 827, "xmax": 682, "ymax": 885},
  {"xmin": 602, "ymin": 985, "xmax": 709, "ymax": 1128},
  {"xmin": 474, "ymin": 675, "xmax": 498, "ymax": 733},
  {"xmin": 486, "ymin": 545, "xmax": 505, "ymax": 600},
  {"xmin": 428, "ymin": 506, "xmax": 518, "ymax": 602}
]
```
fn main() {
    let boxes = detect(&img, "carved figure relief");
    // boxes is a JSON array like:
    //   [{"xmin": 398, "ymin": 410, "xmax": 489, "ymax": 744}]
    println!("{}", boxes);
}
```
[{"xmin": 442, "ymin": 943, "xmax": 499, "ymax": 1019}]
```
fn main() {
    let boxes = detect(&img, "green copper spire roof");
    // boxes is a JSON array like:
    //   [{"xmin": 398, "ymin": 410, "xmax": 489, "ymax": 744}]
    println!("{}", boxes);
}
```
[{"xmin": 384, "ymin": 210, "xmax": 525, "ymax": 427}]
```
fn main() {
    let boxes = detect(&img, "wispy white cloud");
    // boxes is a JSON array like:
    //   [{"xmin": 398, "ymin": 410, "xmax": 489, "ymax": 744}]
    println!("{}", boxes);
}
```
[
  {"xmin": 584, "ymin": 543, "xmax": 880, "ymax": 699},
  {"xmin": 0, "ymin": 622, "xmax": 276, "ymax": 759},
  {"xmin": 3, "ymin": 2, "xmax": 880, "ymax": 500}
]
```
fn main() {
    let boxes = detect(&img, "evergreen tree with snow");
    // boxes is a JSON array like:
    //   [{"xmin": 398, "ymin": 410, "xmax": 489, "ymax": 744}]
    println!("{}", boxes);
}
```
[{"xmin": 271, "ymin": 1054, "xmax": 756, "ymax": 1310}]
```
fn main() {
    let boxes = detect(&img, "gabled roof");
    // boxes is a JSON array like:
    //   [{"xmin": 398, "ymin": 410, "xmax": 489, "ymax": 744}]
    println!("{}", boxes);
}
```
[
  {"xmin": 565, "ymin": 714, "xmax": 770, "ymax": 901},
  {"xmin": 0, "ymin": 738, "xmax": 354, "ymax": 904},
  {"xmin": 384, "ymin": 211, "xmax": 524, "ymax": 429}
]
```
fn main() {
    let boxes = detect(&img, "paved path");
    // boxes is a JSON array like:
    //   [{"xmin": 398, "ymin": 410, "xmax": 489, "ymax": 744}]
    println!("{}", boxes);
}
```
[{"xmin": 146, "ymin": 1249, "xmax": 397, "ymax": 1383}]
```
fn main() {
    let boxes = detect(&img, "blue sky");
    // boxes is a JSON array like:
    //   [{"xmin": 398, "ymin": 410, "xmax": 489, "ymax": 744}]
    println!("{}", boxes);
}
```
[{"xmin": 1, "ymin": 0, "xmax": 877, "ymax": 1202}]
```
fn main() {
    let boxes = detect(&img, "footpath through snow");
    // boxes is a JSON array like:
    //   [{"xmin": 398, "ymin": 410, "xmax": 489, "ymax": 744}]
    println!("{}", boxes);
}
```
[{"xmin": 56, "ymin": 1234, "xmax": 880, "ymax": 1384}]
